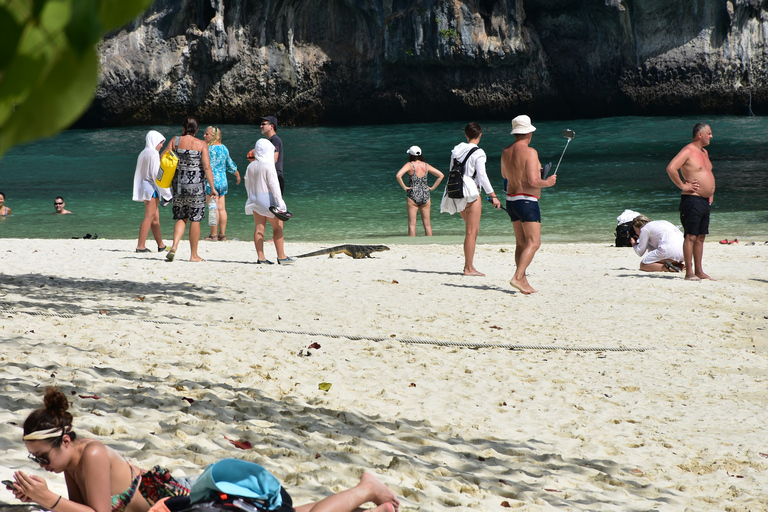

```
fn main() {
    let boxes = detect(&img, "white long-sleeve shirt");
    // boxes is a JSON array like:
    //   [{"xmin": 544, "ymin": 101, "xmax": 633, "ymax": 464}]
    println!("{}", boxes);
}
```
[
  {"xmin": 634, "ymin": 220, "xmax": 684, "ymax": 264},
  {"xmin": 440, "ymin": 142, "xmax": 495, "ymax": 214}
]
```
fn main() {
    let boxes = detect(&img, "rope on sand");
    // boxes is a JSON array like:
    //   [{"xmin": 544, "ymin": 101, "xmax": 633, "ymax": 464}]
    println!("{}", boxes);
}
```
[
  {"xmin": 0, "ymin": 309, "xmax": 79, "ymax": 319},
  {"xmin": 0, "ymin": 309, "xmax": 212, "ymax": 326},
  {"xmin": 257, "ymin": 328, "xmax": 654, "ymax": 352}
]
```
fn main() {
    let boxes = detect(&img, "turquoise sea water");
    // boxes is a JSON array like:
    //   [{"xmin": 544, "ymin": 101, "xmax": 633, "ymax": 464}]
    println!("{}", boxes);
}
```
[{"xmin": 0, "ymin": 116, "xmax": 766, "ymax": 244}]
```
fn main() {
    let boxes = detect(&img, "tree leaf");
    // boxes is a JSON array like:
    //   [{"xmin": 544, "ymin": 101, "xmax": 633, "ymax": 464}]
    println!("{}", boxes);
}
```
[
  {"xmin": 97, "ymin": 0, "xmax": 153, "ymax": 31},
  {"xmin": 38, "ymin": 0, "xmax": 72, "ymax": 35},
  {"xmin": 1, "ymin": 45, "xmax": 98, "ymax": 154},
  {"xmin": 66, "ymin": 0, "xmax": 101, "ymax": 54},
  {"xmin": 0, "ymin": 6, "xmax": 24, "ymax": 70}
]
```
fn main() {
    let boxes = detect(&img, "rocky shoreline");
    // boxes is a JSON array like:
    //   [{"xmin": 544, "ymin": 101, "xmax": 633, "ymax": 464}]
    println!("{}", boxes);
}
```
[{"xmin": 77, "ymin": 0, "xmax": 766, "ymax": 127}]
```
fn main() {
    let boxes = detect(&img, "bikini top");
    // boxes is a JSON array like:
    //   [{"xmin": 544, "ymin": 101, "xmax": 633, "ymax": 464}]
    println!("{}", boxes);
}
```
[{"xmin": 111, "ymin": 464, "xmax": 140, "ymax": 512}]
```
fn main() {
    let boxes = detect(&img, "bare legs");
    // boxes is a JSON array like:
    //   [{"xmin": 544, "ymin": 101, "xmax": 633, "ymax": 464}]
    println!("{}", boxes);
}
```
[
  {"xmin": 639, "ymin": 260, "xmax": 684, "ymax": 272},
  {"xmin": 206, "ymin": 194, "xmax": 228, "ymax": 240},
  {"xmin": 217, "ymin": 195, "xmax": 228, "ymax": 239},
  {"xmin": 137, "ymin": 198, "xmax": 164, "ymax": 250},
  {"xmin": 683, "ymin": 233, "xmax": 714, "ymax": 280},
  {"xmin": 406, "ymin": 199, "xmax": 417, "ymax": 237},
  {"xmin": 510, "ymin": 220, "xmax": 541, "ymax": 294},
  {"xmin": 459, "ymin": 199, "xmax": 482, "ymax": 275},
  {"xmin": 405, "ymin": 199, "xmax": 433, "ymax": 237},
  {"xmin": 295, "ymin": 473, "xmax": 399, "ymax": 512},
  {"xmin": 169, "ymin": 218, "xmax": 204, "ymax": 261},
  {"xmin": 253, "ymin": 213, "xmax": 287, "ymax": 261},
  {"xmin": 418, "ymin": 200, "xmax": 432, "ymax": 236}
]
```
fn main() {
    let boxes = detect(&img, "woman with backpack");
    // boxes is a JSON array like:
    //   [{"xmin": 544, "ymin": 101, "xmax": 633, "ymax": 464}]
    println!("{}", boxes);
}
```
[
  {"xmin": 8, "ymin": 387, "xmax": 399, "ymax": 512},
  {"xmin": 8, "ymin": 387, "xmax": 190, "ymax": 512},
  {"xmin": 441, "ymin": 122, "xmax": 501, "ymax": 276},
  {"xmin": 395, "ymin": 145, "xmax": 444, "ymax": 236}
]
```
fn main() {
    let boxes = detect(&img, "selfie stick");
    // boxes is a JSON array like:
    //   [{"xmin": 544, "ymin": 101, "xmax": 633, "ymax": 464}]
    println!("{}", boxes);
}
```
[{"xmin": 553, "ymin": 129, "xmax": 575, "ymax": 176}]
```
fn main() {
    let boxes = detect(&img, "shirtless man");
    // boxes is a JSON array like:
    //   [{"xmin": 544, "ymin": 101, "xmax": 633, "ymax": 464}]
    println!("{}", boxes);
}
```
[
  {"xmin": 501, "ymin": 115, "xmax": 557, "ymax": 294},
  {"xmin": 53, "ymin": 196, "xmax": 72, "ymax": 214},
  {"xmin": 665, "ymin": 123, "xmax": 716, "ymax": 281}
]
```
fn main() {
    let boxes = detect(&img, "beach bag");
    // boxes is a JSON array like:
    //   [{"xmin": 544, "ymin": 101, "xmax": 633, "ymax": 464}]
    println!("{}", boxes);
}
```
[
  {"xmin": 615, "ymin": 221, "xmax": 634, "ymax": 247},
  {"xmin": 446, "ymin": 147, "xmax": 479, "ymax": 199},
  {"xmin": 156, "ymin": 137, "xmax": 180, "ymax": 188},
  {"xmin": 189, "ymin": 459, "xmax": 288, "ymax": 511}
]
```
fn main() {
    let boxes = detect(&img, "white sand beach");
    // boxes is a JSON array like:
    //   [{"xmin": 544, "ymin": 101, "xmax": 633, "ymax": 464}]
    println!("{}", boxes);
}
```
[{"xmin": 1, "ymin": 238, "xmax": 767, "ymax": 511}]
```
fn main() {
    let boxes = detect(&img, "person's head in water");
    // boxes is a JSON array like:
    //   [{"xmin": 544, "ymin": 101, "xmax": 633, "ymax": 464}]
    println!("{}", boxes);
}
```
[
  {"xmin": 53, "ymin": 196, "xmax": 70, "ymax": 214},
  {"xmin": 23, "ymin": 387, "xmax": 78, "ymax": 472},
  {"xmin": 182, "ymin": 117, "xmax": 199, "ymax": 136},
  {"xmin": 465, "ymin": 122, "xmax": 482, "ymax": 141}
]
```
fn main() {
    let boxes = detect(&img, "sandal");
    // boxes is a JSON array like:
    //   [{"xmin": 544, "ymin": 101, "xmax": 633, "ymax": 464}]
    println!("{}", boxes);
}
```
[
  {"xmin": 218, "ymin": 235, "xmax": 227, "ymax": 241},
  {"xmin": 203, "ymin": 235, "xmax": 217, "ymax": 241}
]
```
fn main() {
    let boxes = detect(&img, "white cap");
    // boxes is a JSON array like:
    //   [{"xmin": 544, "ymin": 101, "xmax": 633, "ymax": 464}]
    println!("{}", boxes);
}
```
[
  {"xmin": 406, "ymin": 145, "xmax": 422, "ymax": 156},
  {"xmin": 511, "ymin": 115, "xmax": 536, "ymax": 135}
]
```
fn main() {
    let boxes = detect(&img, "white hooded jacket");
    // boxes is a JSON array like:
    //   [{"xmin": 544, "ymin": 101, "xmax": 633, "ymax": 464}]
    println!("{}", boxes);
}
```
[
  {"xmin": 440, "ymin": 142, "xmax": 495, "ymax": 214},
  {"xmin": 244, "ymin": 138, "xmax": 287, "ymax": 217},
  {"xmin": 132, "ymin": 130, "xmax": 172, "ymax": 202}
]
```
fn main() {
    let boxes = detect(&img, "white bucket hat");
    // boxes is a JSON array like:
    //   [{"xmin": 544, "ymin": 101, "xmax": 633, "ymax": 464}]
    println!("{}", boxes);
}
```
[
  {"xmin": 406, "ymin": 145, "xmax": 422, "ymax": 156},
  {"xmin": 511, "ymin": 115, "xmax": 536, "ymax": 135}
]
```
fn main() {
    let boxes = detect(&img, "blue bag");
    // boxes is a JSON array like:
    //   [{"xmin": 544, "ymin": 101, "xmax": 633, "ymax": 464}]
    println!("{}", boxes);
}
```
[{"xmin": 190, "ymin": 459, "xmax": 283, "ymax": 511}]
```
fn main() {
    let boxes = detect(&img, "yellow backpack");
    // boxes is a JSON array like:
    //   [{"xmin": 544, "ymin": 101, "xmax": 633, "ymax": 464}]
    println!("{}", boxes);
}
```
[{"xmin": 156, "ymin": 137, "xmax": 179, "ymax": 188}]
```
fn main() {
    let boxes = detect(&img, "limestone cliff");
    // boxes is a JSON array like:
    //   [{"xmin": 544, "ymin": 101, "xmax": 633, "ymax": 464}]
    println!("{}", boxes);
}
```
[{"xmin": 79, "ymin": 0, "xmax": 768, "ymax": 127}]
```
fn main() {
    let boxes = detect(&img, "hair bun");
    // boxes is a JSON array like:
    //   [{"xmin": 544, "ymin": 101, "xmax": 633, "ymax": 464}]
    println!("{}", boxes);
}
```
[{"xmin": 43, "ymin": 387, "xmax": 70, "ymax": 414}]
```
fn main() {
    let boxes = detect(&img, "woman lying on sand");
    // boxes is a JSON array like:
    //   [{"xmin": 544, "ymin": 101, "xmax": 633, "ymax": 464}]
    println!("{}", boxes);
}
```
[{"xmin": 7, "ymin": 387, "xmax": 399, "ymax": 512}]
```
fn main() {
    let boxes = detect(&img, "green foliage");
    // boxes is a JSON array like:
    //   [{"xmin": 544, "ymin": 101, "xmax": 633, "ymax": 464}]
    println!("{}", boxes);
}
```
[
  {"xmin": 0, "ymin": 0, "xmax": 153, "ymax": 157},
  {"xmin": 439, "ymin": 28, "xmax": 459, "ymax": 40},
  {"xmin": 405, "ymin": 49, "xmax": 414, "ymax": 57}
]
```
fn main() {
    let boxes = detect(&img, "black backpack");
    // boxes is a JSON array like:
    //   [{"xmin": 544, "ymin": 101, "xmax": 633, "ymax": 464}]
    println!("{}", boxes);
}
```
[
  {"xmin": 446, "ymin": 147, "xmax": 480, "ymax": 199},
  {"xmin": 615, "ymin": 221, "xmax": 634, "ymax": 247},
  {"xmin": 163, "ymin": 488, "xmax": 294, "ymax": 512}
]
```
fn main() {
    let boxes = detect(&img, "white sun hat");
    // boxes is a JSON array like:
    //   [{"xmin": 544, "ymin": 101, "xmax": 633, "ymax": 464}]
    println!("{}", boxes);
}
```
[{"xmin": 511, "ymin": 115, "xmax": 536, "ymax": 135}]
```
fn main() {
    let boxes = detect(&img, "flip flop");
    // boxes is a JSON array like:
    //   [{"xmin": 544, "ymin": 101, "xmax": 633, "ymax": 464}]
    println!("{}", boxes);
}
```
[
  {"xmin": 663, "ymin": 260, "xmax": 681, "ymax": 272},
  {"xmin": 218, "ymin": 235, "xmax": 227, "ymax": 241},
  {"xmin": 203, "ymin": 235, "xmax": 217, "ymax": 241},
  {"xmin": 135, "ymin": 248, "xmax": 152, "ymax": 253},
  {"xmin": 463, "ymin": 270, "xmax": 485, "ymax": 276},
  {"xmin": 269, "ymin": 206, "xmax": 292, "ymax": 221},
  {"xmin": 166, "ymin": 250, "xmax": 176, "ymax": 262}
]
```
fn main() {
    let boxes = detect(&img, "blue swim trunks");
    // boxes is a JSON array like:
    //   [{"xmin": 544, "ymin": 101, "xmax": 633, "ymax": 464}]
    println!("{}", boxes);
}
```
[{"xmin": 506, "ymin": 194, "xmax": 541, "ymax": 223}]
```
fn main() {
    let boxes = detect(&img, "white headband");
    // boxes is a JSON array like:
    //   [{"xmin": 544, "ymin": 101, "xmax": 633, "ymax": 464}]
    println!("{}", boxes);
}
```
[{"xmin": 22, "ymin": 426, "xmax": 69, "ymax": 441}]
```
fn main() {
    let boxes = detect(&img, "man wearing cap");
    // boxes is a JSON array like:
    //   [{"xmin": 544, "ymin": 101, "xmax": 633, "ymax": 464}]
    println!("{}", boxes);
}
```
[
  {"xmin": 260, "ymin": 116, "xmax": 285, "ymax": 193},
  {"xmin": 501, "ymin": 115, "xmax": 557, "ymax": 294}
]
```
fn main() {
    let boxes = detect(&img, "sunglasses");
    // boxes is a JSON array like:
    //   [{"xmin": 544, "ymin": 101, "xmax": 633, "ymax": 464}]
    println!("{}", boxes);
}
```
[
  {"xmin": 260, "ymin": 122, "xmax": 270, "ymax": 126},
  {"xmin": 28, "ymin": 452, "xmax": 51, "ymax": 466},
  {"xmin": 54, "ymin": 202, "xmax": 64, "ymax": 206}
]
